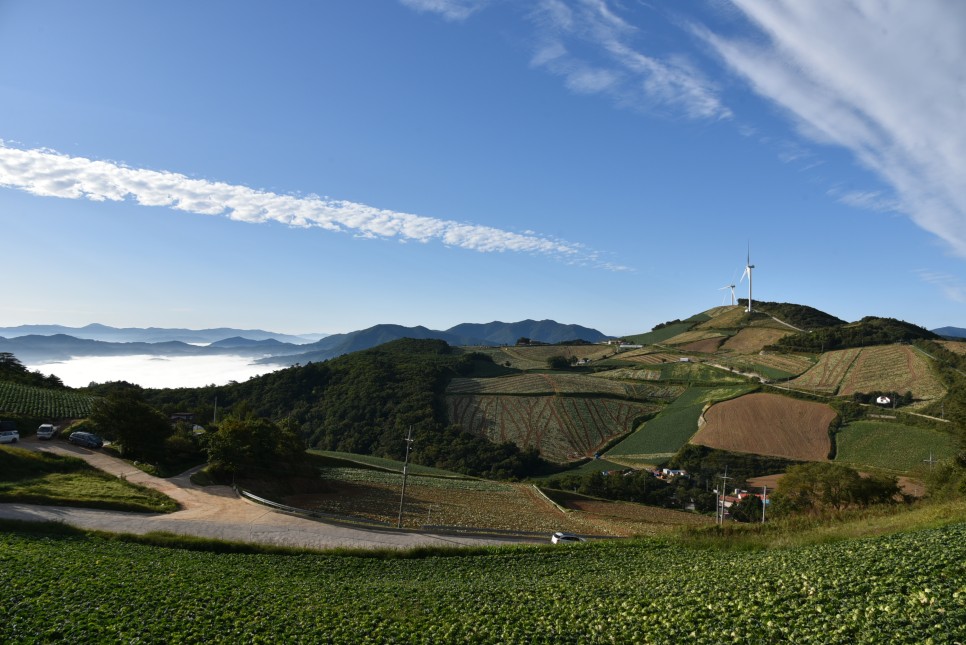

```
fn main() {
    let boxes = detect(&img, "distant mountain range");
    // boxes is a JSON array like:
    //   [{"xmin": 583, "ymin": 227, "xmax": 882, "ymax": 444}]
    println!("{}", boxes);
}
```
[
  {"xmin": 933, "ymin": 326, "xmax": 966, "ymax": 339},
  {"xmin": 0, "ymin": 323, "xmax": 318, "ymax": 345},
  {"xmin": 0, "ymin": 320, "xmax": 610, "ymax": 366}
]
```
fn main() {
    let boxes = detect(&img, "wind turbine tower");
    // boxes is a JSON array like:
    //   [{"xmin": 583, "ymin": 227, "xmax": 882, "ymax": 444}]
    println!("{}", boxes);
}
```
[
  {"xmin": 719, "ymin": 283, "xmax": 736, "ymax": 306},
  {"xmin": 740, "ymin": 246, "xmax": 755, "ymax": 313}
]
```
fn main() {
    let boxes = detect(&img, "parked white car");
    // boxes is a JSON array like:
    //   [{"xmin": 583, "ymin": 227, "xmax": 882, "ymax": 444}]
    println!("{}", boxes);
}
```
[
  {"xmin": 37, "ymin": 424, "xmax": 56, "ymax": 440},
  {"xmin": 551, "ymin": 531, "xmax": 585, "ymax": 544},
  {"xmin": 0, "ymin": 429, "xmax": 20, "ymax": 444}
]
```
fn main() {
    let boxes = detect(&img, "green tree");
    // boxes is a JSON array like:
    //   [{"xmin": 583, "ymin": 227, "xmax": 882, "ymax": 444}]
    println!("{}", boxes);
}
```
[
  {"xmin": 547, "ymin": 355, "xmax": 570, "ymax": 369},
  {"xmin": 90, "ymin": 390, "xmax": 172, "ymax": 461},
  {"xmin": 205, "ymin": 414, "xmax": 305, "ymax": 478},
  {"xmin": 772, "ymin": 462, "xmax": 898, "ymax": 516}
]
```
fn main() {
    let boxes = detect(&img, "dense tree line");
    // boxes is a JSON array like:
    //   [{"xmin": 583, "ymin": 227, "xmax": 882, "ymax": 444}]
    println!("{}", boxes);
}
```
[
  {"xmin": 742, "ymin": 300, "xmax": 846, "ymax": 330},
  {"xmin": 770, "ymin": 316, "xmax": 938, "ymax": 352}
]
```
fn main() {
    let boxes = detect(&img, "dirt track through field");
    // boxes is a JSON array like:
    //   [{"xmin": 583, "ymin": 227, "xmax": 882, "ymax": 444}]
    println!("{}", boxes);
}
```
[{"xmin": 0, "ymin": 439, "xmax": 534, "ymax": 550}]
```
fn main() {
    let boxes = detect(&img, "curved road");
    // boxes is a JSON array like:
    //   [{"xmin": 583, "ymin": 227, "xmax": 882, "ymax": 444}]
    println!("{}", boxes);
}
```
[{"xmin": 1, "ymin": 439, "xmax": 536, "ymax": 551}]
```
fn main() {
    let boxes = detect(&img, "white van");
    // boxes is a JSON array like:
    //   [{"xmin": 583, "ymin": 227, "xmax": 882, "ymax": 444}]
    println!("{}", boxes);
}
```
[{"xmin": 37, "ymin": 424, "xmax": 56, "ymax": 440}]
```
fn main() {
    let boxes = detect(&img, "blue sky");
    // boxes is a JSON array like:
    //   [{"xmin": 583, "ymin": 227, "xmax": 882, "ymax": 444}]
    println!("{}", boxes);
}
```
[{"xmin": 1, "ymin": 0, "xmax": 964, "ymax": 337}]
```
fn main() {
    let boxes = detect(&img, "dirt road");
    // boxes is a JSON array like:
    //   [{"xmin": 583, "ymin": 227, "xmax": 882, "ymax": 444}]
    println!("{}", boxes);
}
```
[{"xmin": 1, "ymin": 439, "xmax": 537, "ymax": 551}]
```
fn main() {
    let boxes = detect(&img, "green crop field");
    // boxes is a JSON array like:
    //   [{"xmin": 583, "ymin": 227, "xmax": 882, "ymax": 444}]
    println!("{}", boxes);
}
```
[
  {"xmin": 835, "ymin": 421, "xmax": 959, "ymax": 472},
  {"xmin": 447, "ymin": 394, "xmax": 659, "ymax": 462},
  {"xmin": 605, "ymin": 386, "xmax": 755, "ymax": 463},
  {"xmin": 609, "ymin": 361, "xmax": 746, "ymax": 384},
  {"xmin": 2, "ymin": 522, "xmax": 964, "ymax": 642},
  {"xmin": 623, "ymin": 321, "xmax": 695, "ymax": 345},
  {"xmin": 0, "ymin": 381, "xmax": 96, "ymax": 418}
]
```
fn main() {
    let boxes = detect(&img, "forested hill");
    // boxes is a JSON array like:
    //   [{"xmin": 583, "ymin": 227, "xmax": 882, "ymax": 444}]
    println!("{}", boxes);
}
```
[
  {"xmin": 144, "ymin": 339, "xmax": 543, "ymax": 478},
  {"xmin": 771, "ymin": 316, "xmax": 939, "ymax": 352},
  {"xmin": 741, "ymin": 300, "xmax": 847, "ymax": 330}
]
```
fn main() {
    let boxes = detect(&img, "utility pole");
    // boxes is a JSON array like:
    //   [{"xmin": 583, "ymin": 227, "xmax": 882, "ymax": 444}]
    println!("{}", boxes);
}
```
[
  {"xmin": 717, "ymin": 466, "xmax": 731, "ymax": 525},
  {"xmin": 924, "ymin": 452, "xmax": 937, "ymax": 469},
  {"xmin": 396, "ymin": 426, "xmax": 414, "ymax": 529}
]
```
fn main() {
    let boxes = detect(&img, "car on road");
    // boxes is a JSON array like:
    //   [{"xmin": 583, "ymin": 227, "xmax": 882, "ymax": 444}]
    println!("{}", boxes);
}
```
[
  {"xmin": 68, "ymin": 431, "xmax": 103, "ymax": 449},
  {"xmin": 551, "ymin": 531, "xmax": 585, "ymax": 544},
  {"xmin": 0, "ymin": 429, "xmax": 19, "ymax": 444},
  {"xmin": 37, "ymin": 424, "xmax": 57, "ymax": 440}
]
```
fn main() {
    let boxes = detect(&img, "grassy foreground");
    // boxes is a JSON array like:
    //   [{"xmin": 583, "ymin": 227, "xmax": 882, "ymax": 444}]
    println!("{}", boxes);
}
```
[
  {"xmin": 0, "ymin": 446, "xmax": 177, "ymax": 513},
  {"xmin": 1, "ymin": 518, "xmax": 963, "ymax": 643}
]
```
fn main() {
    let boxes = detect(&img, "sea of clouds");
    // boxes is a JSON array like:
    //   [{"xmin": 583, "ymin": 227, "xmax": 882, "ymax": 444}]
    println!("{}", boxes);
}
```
[{"xmin": 29, "ymin": 355, "xmax": 281, "ymax": 389}]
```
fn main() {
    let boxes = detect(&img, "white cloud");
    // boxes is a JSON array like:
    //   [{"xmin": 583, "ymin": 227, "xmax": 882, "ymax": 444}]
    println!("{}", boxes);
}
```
[
  {"xmin": 0, "ymin": 142, "xmax": 626, "ymax": 267},
  {"xmin": 528, "ymin": 0, "xmax": 731, "ymax": 120},
  {"xmin": 700, "ymin": 0, "xmax": 966, "ymax": 257},
  {"xmin": 399, "ymin": 0, "xmax": 488, "ymax": 21}
]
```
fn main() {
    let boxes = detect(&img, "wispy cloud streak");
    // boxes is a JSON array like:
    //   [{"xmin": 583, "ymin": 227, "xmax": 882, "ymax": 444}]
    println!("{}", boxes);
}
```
[
  {"xmin": 528, "ymin": 0, "xmax": 731, "ymax": 120},
  {"xmin": 700, "ymin": 0, "xmax": 966, "ymax": 257},
  {"xmin": 399, "ymin": 0, "xmax": 488, "ymax": 21},
  {"xmin": 0, "ymin": 142, "xmax": 624, "ymax": 267}
]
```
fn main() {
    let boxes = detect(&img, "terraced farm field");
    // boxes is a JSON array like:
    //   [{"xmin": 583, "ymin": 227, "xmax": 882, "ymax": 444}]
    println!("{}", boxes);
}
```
[
  {"xmin": 678, "ymin": 337, "xmax": 725, "ymax": 353},
  {"xmin": 606, "ymin": 385, "xmax": 754, "ymax": 465},
  {"xmin": 938, "ymin": 340, "xmax": 966, "ymax": 355},
  {"xmin": 692, "ymin": 392, "xmax": 836, "ymax": 461},
  {"xmin": 470, "ymin": 345, "xmax": 617, "ymax": 370},
  {"xmin": 837, "ymin": 345, "xmax": 945, "ymax": 401},
  {"xmin": 787, "ymin": 345, "xmax": 944, "ymax": 401},
  {"xmin": 720, "ymin": 327, "xmax": 792, "ymax": 353},
  {"xmin": 662, "ymin": 329, "xmax": 729, "ymax": 346},
  {"xmin": 7, "ymin": 517, "xmax": 964, "ymax": 642},
  {"xmin": 786, "ymin": 348, "xmax": 863, "ymax": 393},
  {"xmin": 713, "ymin": 353, "xmax": 815, "ymax": 380},
  {"xmin": 615, "ymin": 350, "xmax": 685, "ymax": 365},
  {"xmin": 446, "ymin": 395, "xmax": 659, "ymax": 462},
  {"xmin": 446, "ymin": 373, "xmax": 676, "ymax": 401},
  {"xmin": 0, "ymin": 381, "xmax": 96, "ymax": 418},
  {"xmin": 835, "ymin": 421, "xmax": 959, "ymax": 472}
]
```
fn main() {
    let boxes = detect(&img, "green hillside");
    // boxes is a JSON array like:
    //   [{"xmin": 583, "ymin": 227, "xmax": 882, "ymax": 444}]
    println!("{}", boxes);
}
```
[
  {"xmin": 835, "ymin": 421, "xmax": 959, "ymax": 472},
  {"xmin": 774, "ymin": 316, "xmax": 940, "ymax": 352},
  {"xmin": 0, "ymin": 380, "xmax": 96, "ymax": 419}
]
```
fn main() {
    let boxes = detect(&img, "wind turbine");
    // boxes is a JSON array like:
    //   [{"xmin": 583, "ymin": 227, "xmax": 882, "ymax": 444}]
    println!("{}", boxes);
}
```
[
  {"xmin": 740, "ymin": 245, "xmax": 755, "ymax": 313},
  {"xmin": 718, "ymin": 283, "xmax": 736, "ymax": 306}
]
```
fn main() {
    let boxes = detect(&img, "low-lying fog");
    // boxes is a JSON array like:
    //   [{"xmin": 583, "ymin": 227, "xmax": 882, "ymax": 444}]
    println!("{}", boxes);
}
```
[{"xmin": 29, "ymin": 355, "xmax": 283, "ymax": 389}]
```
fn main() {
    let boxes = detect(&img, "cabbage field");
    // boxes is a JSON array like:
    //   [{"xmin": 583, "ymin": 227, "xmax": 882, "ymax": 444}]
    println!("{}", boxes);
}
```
[
  {"xmin": 2, "ymin": 522, "xmax": 964, "ymax": 643},
  {"xmin": 0, "ymin": 381, "xmax": 95, "ymax": 418}
]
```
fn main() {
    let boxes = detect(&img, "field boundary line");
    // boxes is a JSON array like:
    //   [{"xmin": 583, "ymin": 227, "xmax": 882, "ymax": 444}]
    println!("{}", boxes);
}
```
[{"xmin": 531, "ymin": 485, "xmax": 570, "ymax": 514}]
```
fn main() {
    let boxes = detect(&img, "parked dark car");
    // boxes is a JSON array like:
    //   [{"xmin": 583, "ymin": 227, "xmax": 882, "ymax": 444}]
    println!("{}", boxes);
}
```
[{"xmin": 68, "ymin": 431, "xmax": 103, "ymax": 449}]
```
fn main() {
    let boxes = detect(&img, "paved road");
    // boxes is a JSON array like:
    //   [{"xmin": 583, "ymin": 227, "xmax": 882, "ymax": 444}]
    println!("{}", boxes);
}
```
[{"xmin": 1, "ymin": 439, "xmax": 536, "ymax": 551}]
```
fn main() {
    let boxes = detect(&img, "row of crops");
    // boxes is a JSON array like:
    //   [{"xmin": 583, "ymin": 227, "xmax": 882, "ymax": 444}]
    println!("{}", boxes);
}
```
[
  {"xmin": 447, "ymin": 394, "xmax": 659, "ymax": 462},
  {"xmin": 447, "ymin": 373, "xmax": 680, "ymax": 401},
  {"xmin": 318, "ymin": 467, "xmax": 514, "ymax": 492},
  {"xmin": 0, "ymin": 381, "xmax": 95, "ymax": 418},
  {"xmin": 2, "ymin": 522, "xmax": 963, "ymax": 642}
]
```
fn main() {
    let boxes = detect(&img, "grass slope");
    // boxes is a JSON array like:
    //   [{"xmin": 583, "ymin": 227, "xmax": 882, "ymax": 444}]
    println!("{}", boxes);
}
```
[
  {"xmin": 835, "ymin": 421, "xmax": 960, "ymax": 472},
  {"xmin": 2, "ymin": 521, "xmax": 964, "ymax": 642},
  {"xmin": 0, "ymin": 446, "xmax": 177, "ymax": 512}
]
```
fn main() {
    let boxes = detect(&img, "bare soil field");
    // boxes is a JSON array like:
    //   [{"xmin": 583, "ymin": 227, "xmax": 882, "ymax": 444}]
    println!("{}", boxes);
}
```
[
  {"xmin": 721, "ymin": 328, "xmax": 792, "ymax": 353},
  {"xmin": 284, "ymin": 477, "xmax": 701, "ymax": 536},
  {"xmin": 694, "ymin": 306, "xmax": 747, "ymax": 329},
  {"xmin": 620, "ymin": 352, "xmax": 687, "ymax": 365},
  {"xmin": 692, "ymin": 392, "xmax": 836, "ymax": 461}
]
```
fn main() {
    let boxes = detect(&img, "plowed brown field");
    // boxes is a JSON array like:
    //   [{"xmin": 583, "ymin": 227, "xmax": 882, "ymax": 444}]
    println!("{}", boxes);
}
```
[
  {"xmin": 678, "ymin": 337, "xmax": 725, "ymax": 353},
  {"xmin": 691, "ymin": 392, "xmax": 836, "ymax": 461}
]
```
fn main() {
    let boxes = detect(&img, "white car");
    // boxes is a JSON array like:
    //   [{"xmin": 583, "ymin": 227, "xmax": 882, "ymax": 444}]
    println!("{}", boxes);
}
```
[
  {"xmin": 37, "ymin": 424, "xmax": 57, "ymax": 440},
  {"xmin": 551, "ymin": 531, "xmax": 585, "ymax": 544},
  {"xmin": 0, "ymin": 429, "xmax": 20, "ymax": 444}
]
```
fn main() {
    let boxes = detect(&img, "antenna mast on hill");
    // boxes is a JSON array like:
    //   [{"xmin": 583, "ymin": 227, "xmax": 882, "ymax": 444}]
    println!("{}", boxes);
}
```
[{"xmin": 740, "ymin": 244, "xmax": 755, "ymax": 313}]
